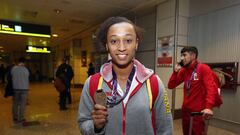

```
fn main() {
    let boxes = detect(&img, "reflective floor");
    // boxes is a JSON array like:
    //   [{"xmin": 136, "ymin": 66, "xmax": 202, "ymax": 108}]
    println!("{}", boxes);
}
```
[{"xmin": 0, "ymin": 83, "xmax": 237, "ymax": 135}]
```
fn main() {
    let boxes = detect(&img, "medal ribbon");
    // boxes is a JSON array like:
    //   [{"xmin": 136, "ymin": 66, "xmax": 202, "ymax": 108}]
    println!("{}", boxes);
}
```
[
  {"xmin": 107, "ymin": 67, "xmax": 135, "ymax": 108},
  {"xmin": 186, "ymin": 64, "xmax": 198, "ymax": 96}
]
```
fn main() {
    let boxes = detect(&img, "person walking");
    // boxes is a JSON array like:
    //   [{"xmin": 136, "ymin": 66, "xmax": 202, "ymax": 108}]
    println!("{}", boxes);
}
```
[
  {"xmin": 56, "ymin": 58, "xmax": 74, "ymax": 110},
  {"xmin": 11, "ymin": 57, "xmax": 29, "ymax": 124}
]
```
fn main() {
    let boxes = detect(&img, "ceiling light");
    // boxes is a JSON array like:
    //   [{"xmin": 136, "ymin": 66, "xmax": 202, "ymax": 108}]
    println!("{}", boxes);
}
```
[
  {"xmin": 0, "ymin": 46, "xmax": 3, "ymax": 49},
  {"xmin": 52, "ymin": 34, "xmax": 59, "ymax": 37},
  {"xmin": 42, "ymin": 41, "xmax": 47, "ymax": 45},
  {"xmin": 54, "ymin": 9, "xmax": 62, "ymax": 14}
]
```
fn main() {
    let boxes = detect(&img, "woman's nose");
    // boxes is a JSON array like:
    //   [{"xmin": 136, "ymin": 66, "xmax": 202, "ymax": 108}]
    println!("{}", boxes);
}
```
[{"xmin": 118, "ymin": 41, "xmax": 126, "ymax": 51}]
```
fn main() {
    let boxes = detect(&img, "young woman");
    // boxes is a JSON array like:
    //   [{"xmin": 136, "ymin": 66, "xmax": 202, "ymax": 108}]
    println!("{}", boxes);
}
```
[{"xmin": 78, "ymin": 16, "xmax": 173, "ymax": 135}]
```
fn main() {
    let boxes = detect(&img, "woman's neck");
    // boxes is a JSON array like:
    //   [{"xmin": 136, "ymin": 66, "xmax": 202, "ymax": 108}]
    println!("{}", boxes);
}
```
[
  {"xmin": 112, "ymin": 62, "xmax": 134, "ymax": 90},
  {"xmin": 112, "ymin": 62, "xmax": 134, "ymax": 81}
]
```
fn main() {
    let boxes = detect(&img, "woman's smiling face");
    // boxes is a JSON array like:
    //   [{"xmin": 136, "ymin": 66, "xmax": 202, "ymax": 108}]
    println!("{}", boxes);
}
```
[{"xmin": 106, "ymin": 22, "xmax": 138, "ymax": 68}]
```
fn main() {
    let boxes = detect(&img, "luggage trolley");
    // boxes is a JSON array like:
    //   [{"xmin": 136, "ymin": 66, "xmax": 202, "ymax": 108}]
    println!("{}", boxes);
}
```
[{"xmin": 189, "ymin": 112, "xmax": 209, "ymax": 135}]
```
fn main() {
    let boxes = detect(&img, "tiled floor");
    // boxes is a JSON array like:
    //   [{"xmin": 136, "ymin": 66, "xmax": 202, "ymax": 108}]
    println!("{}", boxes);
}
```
[{"xmin": 0, "ymin": 83, "xmax": 238, "ymax": 135}]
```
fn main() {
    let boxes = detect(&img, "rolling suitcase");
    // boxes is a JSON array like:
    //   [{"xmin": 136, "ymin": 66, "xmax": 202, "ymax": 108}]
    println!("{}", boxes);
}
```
[{"xmin": 189, "ymin": 112, "xmax": 209, "ymax": 135}]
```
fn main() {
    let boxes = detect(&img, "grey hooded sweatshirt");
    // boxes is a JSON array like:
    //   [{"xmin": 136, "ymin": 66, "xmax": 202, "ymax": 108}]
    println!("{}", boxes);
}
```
[{"xmin": 78, "ymin": 59, "xmax": 173, "ymax": 135}]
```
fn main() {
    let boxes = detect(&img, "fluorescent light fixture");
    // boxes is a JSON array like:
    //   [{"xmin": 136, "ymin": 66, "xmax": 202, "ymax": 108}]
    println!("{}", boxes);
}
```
[{"xmin": 0, "ymin": 30, "xmax": 51, "ymax": 38}]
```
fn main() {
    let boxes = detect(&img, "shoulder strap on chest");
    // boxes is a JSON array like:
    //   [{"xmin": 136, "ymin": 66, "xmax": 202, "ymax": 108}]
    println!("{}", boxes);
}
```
[
  {"xmin": 89, "ymin": 73, "xmax": 103, "ymax": 104},
  {"xmin": 90, "ymin": 73, "xmax": 160, "ymax": 109},
  {"xmin": 146, "ymin": 74, "xmax": 159, "ymax": 111}
]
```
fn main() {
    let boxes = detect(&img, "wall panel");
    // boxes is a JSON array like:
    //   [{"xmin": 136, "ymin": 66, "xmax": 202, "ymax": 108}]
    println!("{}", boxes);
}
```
[{"xmin": 188, "ymin": 4, "xmax": 240, "ymax": 132}]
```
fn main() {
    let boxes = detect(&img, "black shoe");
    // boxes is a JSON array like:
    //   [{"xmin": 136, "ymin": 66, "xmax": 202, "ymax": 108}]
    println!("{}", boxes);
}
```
[
  {"xmin": 13, "ymin": 119, "xmax": 26, "ymax": 125},
  {"xmin": 60, "ymin": 107, "xmax": 68, "ymax": 111},
  {"xmin": 13, "ymin": 119, "xmax": 19, "ymax": 124}
]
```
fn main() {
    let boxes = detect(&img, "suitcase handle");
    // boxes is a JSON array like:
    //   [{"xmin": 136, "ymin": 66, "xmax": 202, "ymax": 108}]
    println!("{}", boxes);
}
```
[{"xmin": 190, "ymin": 112, "xmax": 203, "ymax": 116}]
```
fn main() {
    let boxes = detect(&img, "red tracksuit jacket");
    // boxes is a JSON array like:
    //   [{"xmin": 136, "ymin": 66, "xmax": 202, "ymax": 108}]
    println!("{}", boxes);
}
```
[{"xmin": 168, "ymin": 60, "xmax": 218, "ymax": 111}]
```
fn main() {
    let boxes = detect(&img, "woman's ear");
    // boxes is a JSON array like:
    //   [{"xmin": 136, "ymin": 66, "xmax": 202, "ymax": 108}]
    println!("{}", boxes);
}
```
[
  {"xmin": 135, "ymin": 38, "xmax": 139, "ymax": 51},
  {"xmin": 105, "ymin": 44, "xmax": 109, "ymax": 51}
]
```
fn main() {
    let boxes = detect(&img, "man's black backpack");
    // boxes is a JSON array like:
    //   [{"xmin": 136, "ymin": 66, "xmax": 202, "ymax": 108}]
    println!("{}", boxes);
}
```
[{"xmin": 4, "ymin": 72, "xmax": 14, "ymax": 97}]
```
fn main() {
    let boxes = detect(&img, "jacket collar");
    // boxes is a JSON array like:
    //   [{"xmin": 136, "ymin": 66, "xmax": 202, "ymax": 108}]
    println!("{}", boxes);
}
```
[
  {"xmin": 185, "ymin": 60, "xmax": 199, "ymax": 70},
  {"xmin": 100, "ymin": 59, "xmax": 154, "ymax": 83}
]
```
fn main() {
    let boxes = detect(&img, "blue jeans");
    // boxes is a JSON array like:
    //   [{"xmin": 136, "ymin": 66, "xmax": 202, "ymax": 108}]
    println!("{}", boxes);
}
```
[{"xmin": 12, "ymin": 90, "xmax": 28, "ymax": 122}]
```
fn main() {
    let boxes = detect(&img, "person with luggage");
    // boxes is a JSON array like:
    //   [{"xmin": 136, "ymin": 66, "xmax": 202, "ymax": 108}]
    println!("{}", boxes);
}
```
[
  {"xmin": 78, "ymin": 16, "xmax": 173, "ymax": 135},
  {"xmin": 168, "ymin": 46, "xmax": 222, "ymax": 135},
  {"xmin": 87, "ymin": 62, "xmax": 95, "ymax": 77},
  {"xmin": 56, "ymin": 58, "xmax": 74, "ymax": 110}
]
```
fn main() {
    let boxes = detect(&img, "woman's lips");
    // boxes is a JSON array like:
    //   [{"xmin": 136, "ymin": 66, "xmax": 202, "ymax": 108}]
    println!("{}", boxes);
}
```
[{"xmin": 117, "ymin": 54, "xmax": 127, "ymax": 60}]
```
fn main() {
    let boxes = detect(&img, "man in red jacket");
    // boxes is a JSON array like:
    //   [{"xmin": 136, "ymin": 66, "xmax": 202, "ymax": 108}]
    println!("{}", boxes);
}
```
[{"xmin": 168, "ymin": 46, "xmax": 219, "ymax": 135}]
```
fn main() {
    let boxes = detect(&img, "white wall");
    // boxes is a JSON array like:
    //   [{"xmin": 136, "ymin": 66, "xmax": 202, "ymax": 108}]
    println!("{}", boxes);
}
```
[
  {"xmin": 156, "ymin": 0, "xmax": 190, "ymax": 111},
  {"xmin": 156, "ymin": 0, "xmax": 176, "ymax": 110},
  {"xmin": 188, "ymin": 2, "xmax": 240, "ymax": 133},
  {"xmin": 190, "ymin": 0, "xmax": 240, "ymax": 17},
  {"xmin": 135, "ymin": 12, "xmax": 156, "ymax": 70}
]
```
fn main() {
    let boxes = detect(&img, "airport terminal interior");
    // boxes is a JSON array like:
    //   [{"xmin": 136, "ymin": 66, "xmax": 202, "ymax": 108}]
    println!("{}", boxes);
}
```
[{"xmin": 0, "ymin": 0, "xmax": 240, "ymax": 134}]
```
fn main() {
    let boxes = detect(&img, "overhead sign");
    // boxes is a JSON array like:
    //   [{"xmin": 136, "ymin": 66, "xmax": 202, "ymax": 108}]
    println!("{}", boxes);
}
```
[
  {"xmin": 0, "ymin": 20, "xmax": 51, "ymax": 38},
  {"xmin": 26, "ymin": 46, "xmax": 51, "ymax": 53}
]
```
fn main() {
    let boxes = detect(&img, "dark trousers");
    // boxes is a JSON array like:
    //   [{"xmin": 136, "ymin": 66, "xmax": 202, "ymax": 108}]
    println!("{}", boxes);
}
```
[
  {"xmin": 59, "ymin": 88, "xmax": 72, "ymax": 109},
  {"xmin": 66, "ymin": 90, "xmax": 72, "ymax": 104},
  {"xmin": 59, "ymin": 80, "xmax": 72, "ymax": 109},
  {"xmin": 65, "ymin": 81, "xmax": 72, "ymax": 104},
  {"xmin": 59, "ymin": 90, "xmax": 67, "ymax": 109},
  {"xmin": 1, "ymin": 75, "xmax": 5, "ymax": 83}
]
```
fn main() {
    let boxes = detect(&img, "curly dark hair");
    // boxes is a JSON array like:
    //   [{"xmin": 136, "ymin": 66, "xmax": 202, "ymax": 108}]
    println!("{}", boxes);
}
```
[{"xmin": 96, "ymin": 16, "xmax": 143, "ymax": 48}]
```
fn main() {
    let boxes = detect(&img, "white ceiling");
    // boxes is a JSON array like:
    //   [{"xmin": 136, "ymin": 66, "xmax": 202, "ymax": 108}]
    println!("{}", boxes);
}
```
[{"xmin": 0, "ymin": 0, "xmax": 165, "ymax": 53}]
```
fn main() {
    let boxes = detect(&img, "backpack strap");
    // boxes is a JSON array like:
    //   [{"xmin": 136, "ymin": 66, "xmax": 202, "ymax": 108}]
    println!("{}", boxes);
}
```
[
  {"xmin": 89, "ymin": 73, "xmax": 103, "ymax": 104},
  {"xmin": 147, "ymin": 74, "xmax": 159, "ymax": 135},
  {"xmin": 146, "ymin": 74, "xmax": 159, "ymax": 111},
  {"xmin": 146, "ymin": 79, "xmax": 153, "ymax": 110}
]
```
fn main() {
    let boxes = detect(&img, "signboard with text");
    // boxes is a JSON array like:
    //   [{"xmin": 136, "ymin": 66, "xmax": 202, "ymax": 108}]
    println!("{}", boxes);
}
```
[
  {"xmin": 0, "ymin": 20, "xmax": 51, "ymax": 38},
  {"xmin": 26, "ymin": 46, "xmax": 51, "ymax": 53}
]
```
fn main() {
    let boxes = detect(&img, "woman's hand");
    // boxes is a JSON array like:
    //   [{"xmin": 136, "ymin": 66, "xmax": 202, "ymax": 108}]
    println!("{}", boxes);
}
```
[{"xmin": 91, "ymin": 104, "xmax": 108, "ymax": 130}]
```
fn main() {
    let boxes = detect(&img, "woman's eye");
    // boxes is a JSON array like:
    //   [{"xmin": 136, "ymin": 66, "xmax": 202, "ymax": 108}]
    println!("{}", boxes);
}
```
[
  {"xmin": 125, "ymin": 39, "xmax": 133, "ymax": 44},
  {"xmin": 110, "ymin": 40, "xmax": 118, "ymax": 45}
]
